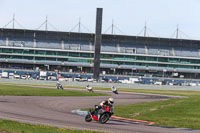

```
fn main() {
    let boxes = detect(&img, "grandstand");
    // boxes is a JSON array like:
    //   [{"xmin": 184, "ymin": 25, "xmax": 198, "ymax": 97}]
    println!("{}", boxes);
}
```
[{"xmin": 0, "ymin": 28, "xmax": 200, "ymax": 79}]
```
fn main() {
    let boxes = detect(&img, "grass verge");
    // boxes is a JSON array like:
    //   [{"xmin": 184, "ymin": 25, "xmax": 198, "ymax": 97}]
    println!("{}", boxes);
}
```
[
  {"xmin": 0, "ymin": 119, "xmax": 104, "ymax": 133},
  {"xmin": 114, "ymin": 90, "xmax": 200, "ymax": 130},
  {"xmin": 0, "ymin": 84, "xmax": 108, "ymax": 96}
]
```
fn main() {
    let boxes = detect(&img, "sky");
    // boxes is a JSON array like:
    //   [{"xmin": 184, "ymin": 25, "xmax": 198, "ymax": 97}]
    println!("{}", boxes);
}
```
[{"xmin": 0, "ymin": 0, "xmax": 200, "ymax": 40}]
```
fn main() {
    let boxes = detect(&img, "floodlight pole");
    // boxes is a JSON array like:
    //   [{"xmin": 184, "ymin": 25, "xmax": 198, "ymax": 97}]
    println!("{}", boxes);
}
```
[
  {"xmin": 93, "ymin": 8, "xmax": 103, "ymax": 81},
  {"xmin": 111, "ymin": 19, "xmax": 114, "ymax": 34},
  {"xmin": 45, "ymin": 16, "xmax": 48, "ymax": 31},
  {"xmin": 176, "ymin": 24, "xmax": 179, "ymax": 39},
  {"xmin": 13, "ymin": 14, "xmax": 15, "ymax": 29},
  {"xmin": 78, "ymin": 17, "xmax": 81, "ymax": 32},
  {"xmin": 144, "ymin": 22, "xmax": 147, "ymax": 37}
]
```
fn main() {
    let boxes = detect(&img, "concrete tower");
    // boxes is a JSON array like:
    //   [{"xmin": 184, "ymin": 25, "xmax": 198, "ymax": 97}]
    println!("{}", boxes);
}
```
[{"xmin": 93, "ymin": 8, "xmax": 103, "ymax": 81}]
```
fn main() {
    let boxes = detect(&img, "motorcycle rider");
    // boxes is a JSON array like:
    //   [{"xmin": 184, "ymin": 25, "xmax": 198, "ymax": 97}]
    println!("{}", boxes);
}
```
[
  {"xmin": 99, "ymin": 97, "xmax": 114, "ymax": 108},
  {"xmin": 111, "ymin": 86, "xmax": 116, "ymax": 92},
  {"xmin": 92, "ymin": 97, "xmax": 114, "ymax": 115},
  {"xmin": 86, "ymin": 85, "xmax": 93, "ymax": 92},
  {"xmin": 56, "ymin": 81, "xmax": 63, "ymax": 90},
  {"xmin": 111, "ymin": 86, "xmax": 118, "ymax": 94}
]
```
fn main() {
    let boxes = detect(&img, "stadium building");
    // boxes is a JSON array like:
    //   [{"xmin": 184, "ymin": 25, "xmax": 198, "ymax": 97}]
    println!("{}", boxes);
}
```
[{"xmin": 0, "ymin": 28, "xmax": 200, "ymax": 79}]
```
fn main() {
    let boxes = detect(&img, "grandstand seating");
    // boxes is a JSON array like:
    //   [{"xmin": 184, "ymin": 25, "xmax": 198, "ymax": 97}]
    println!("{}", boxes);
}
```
[
  {"xmin": 0, "ymin": 39, "xmax": 6, "ymax": 46},
  {"xmin": 101, "ymin": 43, "xmax": 118, "ymax": 52},
  {"xmin": 36, "ymin": 40, "xmax": 61, "ymax": 49},
  {"xmin": 119, "ymin": 43, "xmax": 145, "ymax": 54},
  {"xmin": 174, "ymin": 46, "xmax": 199, "ymax": 57},
  {"xmin": 80, "ymin": 43, "xmax": 91, "ymax": 51}
]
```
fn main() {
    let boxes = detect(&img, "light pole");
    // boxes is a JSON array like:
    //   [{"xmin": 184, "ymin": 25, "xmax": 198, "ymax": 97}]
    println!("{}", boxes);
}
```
[{"xmin": 163, "ymin": 69, "xmax": 167, "ymax": 81}]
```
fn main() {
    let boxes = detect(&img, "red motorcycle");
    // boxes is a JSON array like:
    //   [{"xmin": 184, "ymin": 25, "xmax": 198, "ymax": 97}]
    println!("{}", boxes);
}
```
[{"xmin": 85, "ymin": 105, "xmax": 114, "ymax": 124}]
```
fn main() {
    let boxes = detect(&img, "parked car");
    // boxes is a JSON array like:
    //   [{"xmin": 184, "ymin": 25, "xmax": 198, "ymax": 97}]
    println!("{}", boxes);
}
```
[
  {"xmin": 14, "ymin": 74, "xmax": 20, "ymax": 79},
  {"xmin": 40, "ymin": 76, "xmax": 46, "ymax": 80},
  {"xmin": 58, "ymin": 77, "xmax": 65, "ymax": 81},
  {"xmin": 154, "ymin": 81, "xmax": 162, "ymax": 85},
  {"xmin": 87, "ymin": 78, "xmax": 94, "ymax": 82},
  {"xmin": 74, "ymin": 76, "xmax": 82, "ymax": 81},
  {"xmin": 21, "ymin": 75, "xmax": 27, "ymax": 80},
  {"xmin": 154, "ymin": 81, "xmax": 166, "ymax": 85},
  {"xmin": 169, "ymin": 82, "xmax": 179, "ymax": 86},
  {"xmin": 64, "ymin": 76, "xmax": 73, "ymax": 81},
  {"xmin": 9, "ymin": 73, "xmax": 14, "ymax": 79},
  {"xmin": 48, "ymin": 76, "xmax": 57, "ymax": 81},
  {"xmin": 189, "ymin": 82, "xmax": 197, "ymax": 86}
]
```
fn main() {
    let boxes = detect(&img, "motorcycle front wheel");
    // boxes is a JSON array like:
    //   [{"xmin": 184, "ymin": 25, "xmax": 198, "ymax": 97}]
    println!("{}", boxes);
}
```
[
  {"xmin": 99, "ymin": 113, "xmax": 110, "ymax": 124},
  {"xmin": 85, "ymin": 114, "xmax": 92, "ymax": 122}
]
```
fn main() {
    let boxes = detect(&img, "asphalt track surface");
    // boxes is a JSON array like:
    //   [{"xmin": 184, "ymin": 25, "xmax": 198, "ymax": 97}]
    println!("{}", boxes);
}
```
[{"xmin": 0, "ymin": 86, "xmax": 198, "ymax": 133}]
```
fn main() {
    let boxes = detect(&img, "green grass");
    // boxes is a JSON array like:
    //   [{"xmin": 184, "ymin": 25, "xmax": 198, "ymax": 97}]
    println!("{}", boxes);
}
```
[
  {"xmin": 114, "ymin": 90, "xmax": 200, "ymax": 130},
  {"xmin": 0, "ymin": 84, "xmax": 109, "ymax": 96},
  {"xmin": 1, "ymin": 83, "xmax": 200, "ymax": 130},
  {"xmin": 0, "ymin": 119, "xmax": 104, "ymax": 133}
]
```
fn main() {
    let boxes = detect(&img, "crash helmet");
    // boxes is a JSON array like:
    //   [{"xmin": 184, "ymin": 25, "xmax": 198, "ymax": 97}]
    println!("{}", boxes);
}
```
[{"xmin": 108, "ymin": 98, "xmax": 114, "ymax": 104}]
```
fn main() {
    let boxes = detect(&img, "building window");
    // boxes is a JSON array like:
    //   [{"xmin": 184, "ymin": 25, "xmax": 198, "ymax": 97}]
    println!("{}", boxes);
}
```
[
  {"xmin": 125, "ymin": 48, "xmax": 136, "ymax": 54},
  {"xmin": 69, "ymin": 44, "xmax": 80, "ymax": 50},
  {"xmin": 10, "ymin": 41, "xmax": 25, "ymax": 47},
  {"xmin": 158, "ymin": 50, "xmax": 169, "ymax": 56},
  {"xmin": 198, "ymin": 49, "xmax": 200, "ymax": 56}
]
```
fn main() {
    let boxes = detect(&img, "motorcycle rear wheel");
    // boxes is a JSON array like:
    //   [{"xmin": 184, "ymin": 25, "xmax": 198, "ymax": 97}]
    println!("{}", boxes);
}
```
[
  {"xmin": 99, "ymin": 113, "xmax": 110, "ymax": 124},
  {"xmin": 85, "ymin": 114, "xmax": 92, "ymax": 122}
]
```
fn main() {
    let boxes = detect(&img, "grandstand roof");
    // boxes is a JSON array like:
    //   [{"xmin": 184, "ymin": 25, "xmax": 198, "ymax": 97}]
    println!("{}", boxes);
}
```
[{"xmin": 1, "ymin": 28, "xmax": 200, "ymax": 47}]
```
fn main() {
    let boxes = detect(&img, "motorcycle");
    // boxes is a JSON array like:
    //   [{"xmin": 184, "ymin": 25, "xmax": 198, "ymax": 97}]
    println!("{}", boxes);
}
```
[
  {"xmin": 86, "ymin": 86, "xmax": 94, "ymax": 92},
  {"xmin": 111, "ymin": 87, "xmax": 118, "ymax": 94},
  {"xmin": 85, "ymin": 104, "xmax": 114, "ymax": 124},
  {"xmin": 57, "ymin": 84, "xmax": 63, "ymax": 90},
  {"xmin": 112, "ymin": 90, "xmax": 118, "ymax": 94}
]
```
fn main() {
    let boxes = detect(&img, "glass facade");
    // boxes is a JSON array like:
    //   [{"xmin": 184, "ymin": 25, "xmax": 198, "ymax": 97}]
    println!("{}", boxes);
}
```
[{"xmin": 0, "ymin": 47, "xmax": 200, "ymax": 70}]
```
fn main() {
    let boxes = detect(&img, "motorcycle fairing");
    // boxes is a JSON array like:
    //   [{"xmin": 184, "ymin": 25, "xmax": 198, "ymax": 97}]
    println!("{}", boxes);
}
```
[{"xmin": 92, "ymin": 115, "xmax": 99, "ymax": 120}]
